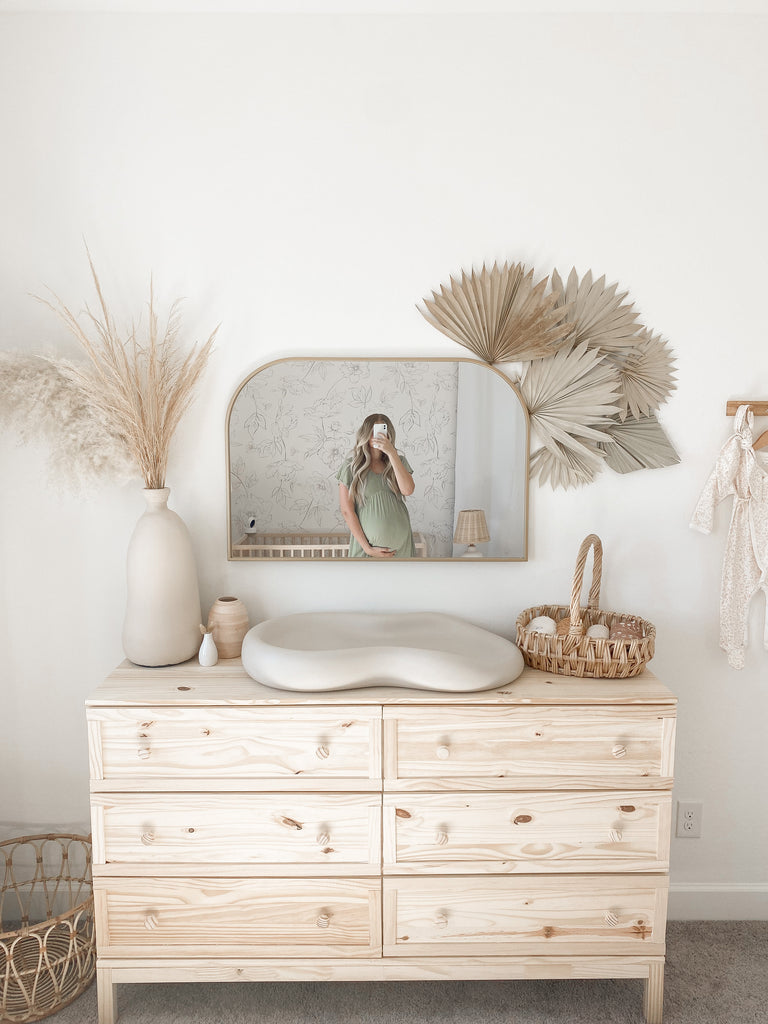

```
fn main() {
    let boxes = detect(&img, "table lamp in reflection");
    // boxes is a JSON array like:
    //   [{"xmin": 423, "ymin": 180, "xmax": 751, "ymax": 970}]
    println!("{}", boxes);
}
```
[{"xmin": 453, "ymin": 509, "xmax": 490, "ymax": 558}]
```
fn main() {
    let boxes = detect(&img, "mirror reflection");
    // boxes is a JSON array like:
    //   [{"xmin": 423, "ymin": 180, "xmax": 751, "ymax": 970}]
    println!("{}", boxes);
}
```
[{"xmin": 227, "ymin": 358, "xmax": 528, "ymax": 560}]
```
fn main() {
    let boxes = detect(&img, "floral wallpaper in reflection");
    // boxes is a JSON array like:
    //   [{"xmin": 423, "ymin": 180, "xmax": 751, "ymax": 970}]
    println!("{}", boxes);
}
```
[{"xmin": 229, "ymin": 360, "xmax": 459, "ymax": 556}]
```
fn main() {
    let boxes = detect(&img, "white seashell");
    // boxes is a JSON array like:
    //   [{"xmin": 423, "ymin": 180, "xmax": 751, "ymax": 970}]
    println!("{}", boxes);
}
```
[
  {"xmin": 586, "ymin": 624, "xmax": 610, "ymax": 639},
  {"xmin": 526, "ymin": 615, "xmax": 557, "ymax": 635}
]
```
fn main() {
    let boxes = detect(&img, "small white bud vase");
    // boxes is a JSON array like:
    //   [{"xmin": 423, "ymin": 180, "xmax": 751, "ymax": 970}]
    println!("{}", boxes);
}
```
[
  {"xmin": 123, "ymin": 488, "xmax": 203, "ymax": 667},
  {"xmin": 207, "ymin": 596, "xmax": 250, "ymax": 659},
  {"xmin": 198, "ymin": 629, "xmax": 218, "ymax": 667}
]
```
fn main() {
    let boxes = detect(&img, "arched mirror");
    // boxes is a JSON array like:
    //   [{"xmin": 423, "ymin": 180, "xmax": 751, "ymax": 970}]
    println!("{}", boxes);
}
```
[{"xmin": 227, "ymin": 358, "xmax": 528, "ymax": 561}]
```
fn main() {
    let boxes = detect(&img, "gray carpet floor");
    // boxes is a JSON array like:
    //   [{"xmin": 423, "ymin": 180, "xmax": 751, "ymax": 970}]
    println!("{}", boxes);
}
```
[{"xmin": 52, "ymin": 922, "xmax": 767, "ymax": 1023}]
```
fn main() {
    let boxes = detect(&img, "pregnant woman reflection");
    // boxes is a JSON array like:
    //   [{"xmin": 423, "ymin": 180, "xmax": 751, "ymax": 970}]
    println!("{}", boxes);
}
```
[{"xmin": 337, "ymin": 413, "xmax": 416, "ymax": 558}]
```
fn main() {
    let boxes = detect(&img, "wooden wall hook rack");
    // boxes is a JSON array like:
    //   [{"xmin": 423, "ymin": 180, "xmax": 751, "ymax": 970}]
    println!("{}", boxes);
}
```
[{"xmin": 725, "ymin": 401, "xmax": 768, "ymax": 416}]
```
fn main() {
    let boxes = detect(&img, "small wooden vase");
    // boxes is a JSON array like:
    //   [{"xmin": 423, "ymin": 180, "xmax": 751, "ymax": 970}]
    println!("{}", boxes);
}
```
[{"xmin": 207, "ymin": 597, "xmax": 250, "ymax": 659}]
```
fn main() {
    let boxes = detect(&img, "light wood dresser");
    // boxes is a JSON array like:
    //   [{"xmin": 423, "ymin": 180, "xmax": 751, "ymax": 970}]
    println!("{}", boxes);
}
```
[{"xmin": 86, "ymin": 660, "xmax": 676, "ymax": 1024}]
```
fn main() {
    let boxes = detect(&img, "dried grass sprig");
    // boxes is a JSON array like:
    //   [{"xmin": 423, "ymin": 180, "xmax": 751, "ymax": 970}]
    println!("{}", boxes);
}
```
[
  {"xmin": 0, "ymin": 350, "xmax": 136, "ymax": 489},
  {"xmin": 36, "ymin": 253, "xmax": 217, "ymax": 490}
]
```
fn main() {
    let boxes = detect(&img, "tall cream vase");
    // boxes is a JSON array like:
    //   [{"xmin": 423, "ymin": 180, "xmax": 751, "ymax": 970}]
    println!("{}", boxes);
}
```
[{"xmin": 123, "ymin": 488, "xmax": 202, "ymax": 667}]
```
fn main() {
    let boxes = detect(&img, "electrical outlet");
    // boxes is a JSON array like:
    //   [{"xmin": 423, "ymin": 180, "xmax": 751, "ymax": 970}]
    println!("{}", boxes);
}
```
[{"xmin": 676, "ymin": 801, "xmax": 703, "ymax": 838}]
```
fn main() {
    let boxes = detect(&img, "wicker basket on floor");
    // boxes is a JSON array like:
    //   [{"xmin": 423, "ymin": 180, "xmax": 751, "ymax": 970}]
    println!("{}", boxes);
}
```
[
  {"xmin": 0, "ymin": 834, "xmax": 95, "ymax": 1022},
  {"xmin": 516, "ymin": 534, "xmax": 655, "ymax": 678}
]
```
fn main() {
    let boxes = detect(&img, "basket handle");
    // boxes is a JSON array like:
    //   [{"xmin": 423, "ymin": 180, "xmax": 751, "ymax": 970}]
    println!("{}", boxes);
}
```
[{"xmin": 569, "ymin": 534, "xmax": 603, "ymax": 634}]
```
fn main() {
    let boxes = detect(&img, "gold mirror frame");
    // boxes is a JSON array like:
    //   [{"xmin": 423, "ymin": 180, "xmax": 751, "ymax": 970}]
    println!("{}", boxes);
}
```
[{"xmin": 226, "ymin": 357, "xmax": 529, "ymax": 562}]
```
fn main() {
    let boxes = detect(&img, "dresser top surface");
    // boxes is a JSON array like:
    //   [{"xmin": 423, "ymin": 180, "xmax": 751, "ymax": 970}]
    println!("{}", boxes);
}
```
[{"xmin": 86, "ymin": 659, "xmax": 676, "ymax": 707}]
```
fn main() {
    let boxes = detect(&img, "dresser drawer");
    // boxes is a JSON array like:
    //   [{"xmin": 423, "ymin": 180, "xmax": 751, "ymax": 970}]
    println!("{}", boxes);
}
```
[
  {"xmin": 383, "ymin": 876, "xmax": 667, "ymax": 957},
  {"xmin": 384, "ymin": 707, "xmax": 675, "ymax": 789},
  {"xmin": 383, "ymin": 791, "xmax": 671, "ymax": 873},
  {"xmin": 89, "ymin": 707, "xmax": 381, "ymax": 784},
  {"xmin": 94, "ymin": 877, "xmax": 381, "ymax": 957},
  {"xmin": 92, "ymin": 792, "xmax": 381, "ymax": 872}
]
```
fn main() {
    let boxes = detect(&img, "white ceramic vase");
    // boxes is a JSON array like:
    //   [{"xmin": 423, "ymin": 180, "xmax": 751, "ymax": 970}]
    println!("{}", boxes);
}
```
[
  {"xmin": 122, "ymin": 487, "xmax": 202, "ymax": 667},
  {"xmin": 198, "ymin": 630, "xmax": 218, "ymax": 667}
]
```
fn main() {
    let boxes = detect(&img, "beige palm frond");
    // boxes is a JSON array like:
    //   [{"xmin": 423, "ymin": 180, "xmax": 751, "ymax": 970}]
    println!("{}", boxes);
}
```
[
  {"xmin": 519, "ymin": 340, "xmax": 622, "ymax": 453},
  {"xmin": 551, "ymin": 268, "xmax": 641, "ymax": 352},
  {"xmin": 530, "ymin": 439, "xmax": 608, "ymax": 490},
  {"xmin": 418, "ymin": 262, "xmax": 574, "ymax": 364},
  {"xmin": 598, "ymin": 414, "xmax": 680, "ymax": 473},
  {"xmin": 612, "ymin": 328, "xmax": 677, "ymax": 421},
  {"xmin": 37, "ymin": 251, "xmax": 217, "ymax": 490}
]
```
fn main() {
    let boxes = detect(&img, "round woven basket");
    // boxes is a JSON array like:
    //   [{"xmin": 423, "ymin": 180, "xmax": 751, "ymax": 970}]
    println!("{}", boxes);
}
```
[
  {"xmin": 516, "ymin": 534, "xmax": 655, "ymax": 679},
  {"xmin": 0, "ymin": 834, "xmax": 95, "ymax": 1022}
]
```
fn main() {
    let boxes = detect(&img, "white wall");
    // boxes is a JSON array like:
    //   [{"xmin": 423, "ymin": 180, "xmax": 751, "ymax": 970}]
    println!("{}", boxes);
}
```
[{"xmin": 1, "ymin": 10, "xmax": 767, "ymax": 919}]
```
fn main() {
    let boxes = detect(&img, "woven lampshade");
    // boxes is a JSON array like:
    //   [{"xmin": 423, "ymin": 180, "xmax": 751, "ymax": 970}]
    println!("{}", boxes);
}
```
[{"xmin": 453, "ymin": 509, "xmax": 490, "ymax": 545}]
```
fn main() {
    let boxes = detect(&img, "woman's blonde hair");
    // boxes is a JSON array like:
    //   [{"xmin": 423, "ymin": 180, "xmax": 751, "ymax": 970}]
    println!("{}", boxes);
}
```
[{"xmin": 347, "ymin": 413, "xmax": 402, "ymax": 506}]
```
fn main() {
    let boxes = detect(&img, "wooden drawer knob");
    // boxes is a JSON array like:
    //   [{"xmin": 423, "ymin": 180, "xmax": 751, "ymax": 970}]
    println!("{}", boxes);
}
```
[
  {"xmin": 609, "ymin": 828, "xmax": 623, "ymax": 843},
  {"xmin": 315, "ymin": 744, "xmax": 330, "ymax": 760},
  {"xmin": 140, "ymin": 831, "xmax": 155, "ymax": 845},
  {"xmin": 436, "ymin": 744, "xmax": 450, "ymax": 760},
  {"xmin": 137, "ymin": 745, "xmax": 151, "ymax": 760},
  {"xmin": 317, "ymin": 832, "xmax": 330, "ymax": 847},
  {"xmin": 316, "ymin": 913, "xmax": 331, "ymax": 929},
  {"xmin": 604, "ymin": 911, "xmax": 619, "ymax": 928},
  {"xmin": 435, "ymin": 829, "xmax": 449, "ymax": 846},
  {"xmin": 144, "ymin": 913, "xmax": 159, "ymax": 930},
  {"xmin": 434, "ymin": 913, "xmax": 448, "ymax": 929},
  {"xmin": 611, "ymin": 743, "xmax": 627, "ymax": 759}
]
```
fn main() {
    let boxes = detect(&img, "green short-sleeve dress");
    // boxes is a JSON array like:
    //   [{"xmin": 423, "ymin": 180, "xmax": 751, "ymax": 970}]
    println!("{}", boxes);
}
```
[{"xmin": 337, "ymin": 457, "xmax": 416, "ymax": 558}]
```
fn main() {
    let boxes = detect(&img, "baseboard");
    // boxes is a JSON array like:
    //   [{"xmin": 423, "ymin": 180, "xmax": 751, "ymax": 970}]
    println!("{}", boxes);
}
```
[{"xmin": 669, "ymin": 883, "xmax": 768, "ymax": 920}]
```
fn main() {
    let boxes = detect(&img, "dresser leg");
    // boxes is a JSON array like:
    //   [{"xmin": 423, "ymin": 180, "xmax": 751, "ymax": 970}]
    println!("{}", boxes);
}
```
[
  {"xmin": 643, "ymin": 961, "xmax": 664, "ymax": 1024},
  {"xmin": 97, "ymin": 966, "xmax": 118, "ymax": 1024}
]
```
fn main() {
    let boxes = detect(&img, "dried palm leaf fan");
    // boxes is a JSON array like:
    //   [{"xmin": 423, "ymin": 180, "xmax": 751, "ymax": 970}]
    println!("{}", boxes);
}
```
[
  {"xmin": 418, "ymin": 262, "xmax": 574, "ymax": 365},
  {"xmin": 612, "ymin": 328, "xmax": 677, "ymax": 421},
  {"xmin": 550, "ymin": 268, "xmax": 642, "ymax": 353},
  {"xmin": 598, "ymin": 414, "xmax": 681, "ymax": 473},
  {"xmin": 530, "ymin": 438, "xmax": 607, "ymax": 490},
  {"xmin": 520, "ymin": 341, "xmax": 622, "ymax": 488}
]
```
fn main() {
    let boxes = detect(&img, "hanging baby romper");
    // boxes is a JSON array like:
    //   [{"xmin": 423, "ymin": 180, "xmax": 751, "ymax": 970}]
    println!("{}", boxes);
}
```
[{"xmin": 690, "ymin": 405, "xmax": 768, "ymax": 669}]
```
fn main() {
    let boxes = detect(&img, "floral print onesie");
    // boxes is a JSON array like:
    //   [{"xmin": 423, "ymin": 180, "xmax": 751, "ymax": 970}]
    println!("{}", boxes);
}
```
[{"xmin": 690, "ymin": 405, "xmax": 768, "ymax": 669}]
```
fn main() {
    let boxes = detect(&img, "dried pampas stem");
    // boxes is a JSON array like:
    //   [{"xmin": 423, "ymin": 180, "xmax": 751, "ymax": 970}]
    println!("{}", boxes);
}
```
[
  {"xmin": 36, "ymin": 251, "xmax": 218, "ymax": 490},
  {"xmin": 0, "ymin": 350, "xmax": 136, "ymax": 489}
]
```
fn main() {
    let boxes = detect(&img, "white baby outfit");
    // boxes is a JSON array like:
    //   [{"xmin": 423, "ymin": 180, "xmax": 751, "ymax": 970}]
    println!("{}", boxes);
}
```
[{"xmin": 690, "ymin": 405, "xmax": 768, "ymax": 669}]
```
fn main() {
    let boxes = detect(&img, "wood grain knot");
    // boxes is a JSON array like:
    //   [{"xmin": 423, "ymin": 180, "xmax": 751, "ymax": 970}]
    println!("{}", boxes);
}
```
[
  {"xmin": 619, "ymin": 805, "xmax": 636, "ymax": 813},
  {"xmin": 280, "ymin": 816, "xmax": 303, "ymax": 830},
  {"xmin": 543, "ymin": 926, "xmax": 554, "ymax": 938},
  {"xmin": 395, "ymin": 808, "xmax": 411, "ymax": 819},
  {"xmin": 513, "ymin": 814, "xmax": 532, "ymax": 825}
]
